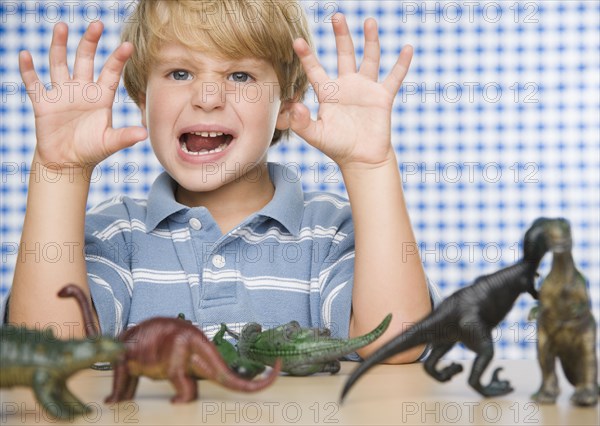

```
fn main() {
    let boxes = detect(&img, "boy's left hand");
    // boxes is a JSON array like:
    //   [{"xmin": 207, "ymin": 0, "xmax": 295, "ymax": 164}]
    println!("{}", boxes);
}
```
[{"xmin": 290, "ymin": 13, "xmax": 412, "ymax": 170}]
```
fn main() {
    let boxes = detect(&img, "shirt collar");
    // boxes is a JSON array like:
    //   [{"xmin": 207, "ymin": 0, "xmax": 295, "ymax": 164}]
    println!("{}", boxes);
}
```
[
  {"xmin": 144, "ymin": 163, "xmax": 304, "ymax": 235},
  {"xmin": 257, "ymin": 162, "xmax": 304, "ymax": 236},
  {"xmin": 144, "ymin": 172, "xmax": 188, "ymax": 232}
]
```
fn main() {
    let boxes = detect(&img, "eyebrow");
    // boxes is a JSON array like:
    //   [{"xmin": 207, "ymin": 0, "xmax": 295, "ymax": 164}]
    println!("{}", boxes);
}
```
[{"xmin": 155, "ymin": 54, "xmax": 269, "ymax": 71}]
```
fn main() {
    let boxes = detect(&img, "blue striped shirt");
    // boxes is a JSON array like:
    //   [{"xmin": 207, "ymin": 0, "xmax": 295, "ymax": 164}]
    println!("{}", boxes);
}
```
[
  {"xmin": 85, "ymin": 163, "xmax": 360, "ymax": 341},
  {"xmin": 2, "ymin": 162, "xmax": 440, "ymax": 357}
]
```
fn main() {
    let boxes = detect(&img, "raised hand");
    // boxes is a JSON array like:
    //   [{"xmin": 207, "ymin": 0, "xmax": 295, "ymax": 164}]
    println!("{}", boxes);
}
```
[
  {"xmin": 19, "ymin": 21, "xmax": 147, "ymax": 169},
  {"xmin": 289, "ymin": 14, "xmax": 412, "ymax": 170}
]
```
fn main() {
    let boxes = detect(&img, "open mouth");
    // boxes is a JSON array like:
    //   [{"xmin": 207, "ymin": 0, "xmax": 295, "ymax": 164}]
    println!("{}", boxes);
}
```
[{"xmin": 179, "ymin": 131, "xmax": 234, "ymax": 156}]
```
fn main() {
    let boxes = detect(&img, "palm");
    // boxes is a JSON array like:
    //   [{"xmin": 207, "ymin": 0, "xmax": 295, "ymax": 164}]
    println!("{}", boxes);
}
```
[
  {"xmin": 291, "ymin": 15, "xmax": 412, "ymax": 168},
  {"xmin": 19, "ymin": 21, "xmax": 146, "ymax": 168},
  {"xmin": 310, "ymin": 74, "xmax": 394, "ymax": 163},
  {"xmin": 33, "ymin": 97, "xmax": 114, "ymax": 165}
]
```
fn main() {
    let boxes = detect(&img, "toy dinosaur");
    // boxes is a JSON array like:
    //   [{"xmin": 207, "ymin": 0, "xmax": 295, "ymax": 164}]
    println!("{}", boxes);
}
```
[
  {"xmin": 531, "ymin": 218, "xmax": 598, "ymax": 407},
  {"xmin": 212, "ymin": 323, "xmax": 266, "ymax": 379},
  {"xmin": 341, "ymin": 218, "xmax": 559, "ymax": 401},
  {"xmin": 104, "ymin": 317, "xmax": 282, "ymax": 404},
  {"xmin": 0, "ymin": 285, "xmax": 123, "ymax": 419},
  {"xmin": 235, "ymin": 313, "xmax": 392, "ymax": 376},
  {"xmin": 58, "ymin": 286, "xmax": 281, "ymax": 403},
  {"xmin": 171, "ymin": 315, "xmax": 266, "ymax": 379}
]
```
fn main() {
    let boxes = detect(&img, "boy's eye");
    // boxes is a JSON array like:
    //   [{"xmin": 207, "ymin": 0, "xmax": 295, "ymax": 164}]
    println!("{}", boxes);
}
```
[
  {"xmin": 228, "ymin": 72, "xmax": 252, "ymax": 83},
  {"xmin": 170, "ymin": 70, "xmax": 192, "ymax": 81}
]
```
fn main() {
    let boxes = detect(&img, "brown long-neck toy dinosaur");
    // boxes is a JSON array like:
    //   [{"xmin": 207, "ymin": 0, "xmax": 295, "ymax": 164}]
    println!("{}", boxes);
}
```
[
  {"xmin": 105, "ymin": 317, "xmax": 281, "ymax": 403},
  {"xmin": 59, "ymin": 285, "xmax": 281, "ymax": 403}
]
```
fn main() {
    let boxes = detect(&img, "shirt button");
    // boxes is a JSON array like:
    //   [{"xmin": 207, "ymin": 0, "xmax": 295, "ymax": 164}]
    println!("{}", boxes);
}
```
[
  {"xmin": 189, "ymin": 218, "xmax": 202, "ymax": 230},
  {"xmin": 212, "ymin": 255, "xmax": 226, "ymax": 268}
]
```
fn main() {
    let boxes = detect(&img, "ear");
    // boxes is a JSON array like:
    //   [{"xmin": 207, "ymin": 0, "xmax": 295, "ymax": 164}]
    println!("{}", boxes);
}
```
[
  {"xmin": 275, "ymin": 100, "xmax": 294, "ymax": 131},
  {"xmin": 138, "ymin": 94, "xmax": 148, "ymax": 128}
]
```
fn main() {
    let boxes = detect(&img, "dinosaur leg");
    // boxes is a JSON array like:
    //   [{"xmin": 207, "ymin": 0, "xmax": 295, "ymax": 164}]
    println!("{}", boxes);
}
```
[
  {"xmin": 105, "ymin": 362, "xmax": 136, "ymax": 403},
  {"xmin": 287, "ymin": 360, "xmax": 341, "ymax": 376},
  {"xmin": 560, "ymin": 325, "xmax": 598, "ymax": 407},
  {"xmin": 531, "ymin": 326, "xmax": 559, "ymax": 404},
  {"xmin": 32, "ymin": 370, "xmax": 75, "ymax": 419},
  {"xmin": 322, "ymin": 360, "xmax": 341, "ymax": 374},
  {"xmin": 122, "ymin": 376, "xmax": 140, "ymax": 401},
  {"xmin": 168, "ymin": 370, "xmax": 198, "ymax": 403},
  {"xmin": 58, "ymin": 385, "xmax": 91, "ymax": 416},
  {"xmin": 424, "ymin": 343, "xmax": 462, "ymax": 382},
  {"xmin": 464, "ymin": 335, "xmax": 512, "ymax": 397}
]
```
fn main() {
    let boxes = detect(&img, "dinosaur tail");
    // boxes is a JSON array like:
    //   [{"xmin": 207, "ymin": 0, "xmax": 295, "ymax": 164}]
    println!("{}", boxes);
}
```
[
  {"xmin": 288, "ymin": 313, "xmax": 394, "ymax": 367},
  {"xmin": 191, "ymin": 336, "xmax": 281, "ymax": 393},
  {"xmin": 340, "ymin": 313, "xmax": 440, "ymax": 403},
  {"xmin": 211, "ymin": 358, "xmax": 281, "ymax": 392},
  {"xmin": 57, "ymin": 283, "xmax": 98, "ymax": 337}
]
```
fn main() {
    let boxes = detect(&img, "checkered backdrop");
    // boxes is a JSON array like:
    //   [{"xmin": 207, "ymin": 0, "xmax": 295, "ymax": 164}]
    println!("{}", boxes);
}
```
[{"xmin": 1, "ymin": 1, "xmax": 598, "ymax": 360}]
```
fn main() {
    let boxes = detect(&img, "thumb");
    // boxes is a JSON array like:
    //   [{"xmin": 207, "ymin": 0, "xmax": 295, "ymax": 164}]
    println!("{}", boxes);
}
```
[
  {"xmin": 289, "ymin": 103, "xmax": 322, "ymax": 148},
  {"xmin": 105, "ymin": 126, "xmax": 148, "ymax": 154}
]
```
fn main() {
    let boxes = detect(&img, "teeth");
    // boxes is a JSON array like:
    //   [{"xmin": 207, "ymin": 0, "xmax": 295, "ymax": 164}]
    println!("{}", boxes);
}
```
[
  {"xmin": 181, "ymin": 142, "xmax": 229, "ymax": 156},
  {"xmin": 191, "ymin": 131, "xmax": 224, "ymax": 137}
]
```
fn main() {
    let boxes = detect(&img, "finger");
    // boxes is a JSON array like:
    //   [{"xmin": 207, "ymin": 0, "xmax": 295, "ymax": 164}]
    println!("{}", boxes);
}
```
[
  {"xmin": 293, "ymin": 38, "xmax": 329, "ymax": 91},
  {"xmin": 358, "ymin": 18, "xmax": 380, "ymax": 81},
  {"xmin": 73, "ymin": 21, "xmax": 103, "ymax": 81},
  {"xmin": 19, "ymin": 50, "xmax": 46, "ymax": 106},
  {"xmin": 288, "ymin": 102, "xmax": 322, "ymax": 148},
  {"xmin": 104, "ymin": 126, "xmax": 148, "ymax": 155},
  {"xmin": 97, "ymin": 42, "xmax": 134, "ymax": 90},
  {"xmin": 19, "ymin": 50, "xmax": 42, "ymax": 90},
  {"xmin": 49, "ymin": 22, "xmax": 70, "ymax": 83},
  {"xmin": 382, "ymin": 45, "xmax": 413, "ymax": 94},
  {"xmin": 332, "ymin": 13, "xmax": 356, "ymax": 75}
]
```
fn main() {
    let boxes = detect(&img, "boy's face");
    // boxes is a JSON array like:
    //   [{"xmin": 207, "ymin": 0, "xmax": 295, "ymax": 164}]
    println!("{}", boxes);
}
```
[{"xmin": 140, "ymin": 42, "xmax": 290, "ymax": 194}]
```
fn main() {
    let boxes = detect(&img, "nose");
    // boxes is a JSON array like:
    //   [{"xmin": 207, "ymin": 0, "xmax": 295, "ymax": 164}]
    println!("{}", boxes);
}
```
[{"xmin": 191, "ymin": 79, "xmax": 225, "ymax": 111}]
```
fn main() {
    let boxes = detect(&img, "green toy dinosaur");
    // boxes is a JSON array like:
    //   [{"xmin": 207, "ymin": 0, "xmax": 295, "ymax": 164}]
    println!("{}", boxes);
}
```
[
  {"xmin": 0, "ymin": 285, "xmax": 123, "ymax": 419},
  {"xmin": 235, "ymin": 314, "xmax": 392, "ymax": 376},
  {"xmin": 172, "ymin": 316, "xmax": 267, "ymax": 379},
  {"xmin": 212, "ymin": 323, "xmax": 266, "ymax": 379},
  {"xmin": 531, "ymin": 218, "xmax": 598, "ymax": 407}
]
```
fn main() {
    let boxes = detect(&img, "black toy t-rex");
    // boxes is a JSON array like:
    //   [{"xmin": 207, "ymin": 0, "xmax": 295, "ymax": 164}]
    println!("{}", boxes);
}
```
[{"xmin": 341, "ymin": 217, "xmax": 559, "ymax": 401}]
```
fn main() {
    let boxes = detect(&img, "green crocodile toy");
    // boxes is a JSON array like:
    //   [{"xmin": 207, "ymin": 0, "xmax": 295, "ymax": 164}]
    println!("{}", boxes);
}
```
[
  {"xmin": 0, "ymin": 284, "xmax": 123, "ymax": 419},
  {"xmin": 0, "ymin": 321, "xmax": 123, "ymax": 419},
  {"xmin": 236, "ymin": 314, "xmax": 392, "ymax": 376}
]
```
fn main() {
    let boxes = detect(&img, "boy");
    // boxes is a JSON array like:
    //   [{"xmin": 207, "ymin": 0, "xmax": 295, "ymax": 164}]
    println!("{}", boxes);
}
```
[{"xmin": 7, "ymin": 0, "xmax": 435, "ymax": 363}]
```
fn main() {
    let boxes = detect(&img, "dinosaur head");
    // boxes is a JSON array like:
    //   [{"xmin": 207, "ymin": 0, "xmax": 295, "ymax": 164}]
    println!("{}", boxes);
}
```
[
  {"xmin": 543, "ymin": 218, "xmax": 572, "ymax": 253},
  {"xmin": 237, "ymin": 323, "xmax": 263, "ymax": 357},
  {"xmin": 522, "ymin": 218, "xmax": 576, "ymax": 301},
  {"xmin": 523, "ymin": 217, "xmax": 565, "ymax": 263}
]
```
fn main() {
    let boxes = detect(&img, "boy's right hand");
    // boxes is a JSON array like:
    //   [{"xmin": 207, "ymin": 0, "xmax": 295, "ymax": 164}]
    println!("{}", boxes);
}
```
[{"xmin": 19, "ymin": 21, "xmax": 147, "ymax": 170}]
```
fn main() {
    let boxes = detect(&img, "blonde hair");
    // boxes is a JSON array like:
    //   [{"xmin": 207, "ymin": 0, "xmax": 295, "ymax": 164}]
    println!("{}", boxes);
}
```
[{"xmin": 121, "ymin": 0, "xmax": 313, "ymax": 144}]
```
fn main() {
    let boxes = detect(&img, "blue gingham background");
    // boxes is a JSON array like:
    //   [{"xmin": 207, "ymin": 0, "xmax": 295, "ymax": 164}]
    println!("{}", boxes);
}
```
[{"xmin": 1, "ymin": 1, "xmax": 598, "ymax": 360}]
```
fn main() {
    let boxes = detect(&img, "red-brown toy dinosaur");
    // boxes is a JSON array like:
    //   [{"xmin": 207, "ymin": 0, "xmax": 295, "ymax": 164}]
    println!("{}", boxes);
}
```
[{"xmin": 58, "ymin": 284, "xmax": 281, "ymax": 403}]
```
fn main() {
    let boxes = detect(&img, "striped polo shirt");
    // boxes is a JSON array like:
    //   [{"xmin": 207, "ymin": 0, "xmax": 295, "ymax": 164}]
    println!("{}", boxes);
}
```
[
  {"xmin": 85, "ymin": 162, "xmax": 362, "ymax": 341},
  {"xmin": 1, "ymin": 162, "xmax": 440, "ymax": 360}
]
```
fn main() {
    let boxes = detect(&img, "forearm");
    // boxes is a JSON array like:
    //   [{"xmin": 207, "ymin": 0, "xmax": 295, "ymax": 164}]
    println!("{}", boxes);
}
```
[
  {"xmin": 342, "ymin": 152, "xmax": 431, "ymax": 363},
  {"xmin": 9, "ymin": 156, "xmax": 98, "ymax": 337}
]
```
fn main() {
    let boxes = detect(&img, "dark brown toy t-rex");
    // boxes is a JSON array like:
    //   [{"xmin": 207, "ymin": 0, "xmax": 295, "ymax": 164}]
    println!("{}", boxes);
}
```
[
  {"xmin": 531, "ymin": 218, "xmax": 598, "ymax": 407},
  {"xmin": 58, "ymin": 285, "xmax": 281, "ymax": 403},
  {"xmin": 341, "ymin": 217, "xmax": 559, "ymax": 401}
]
